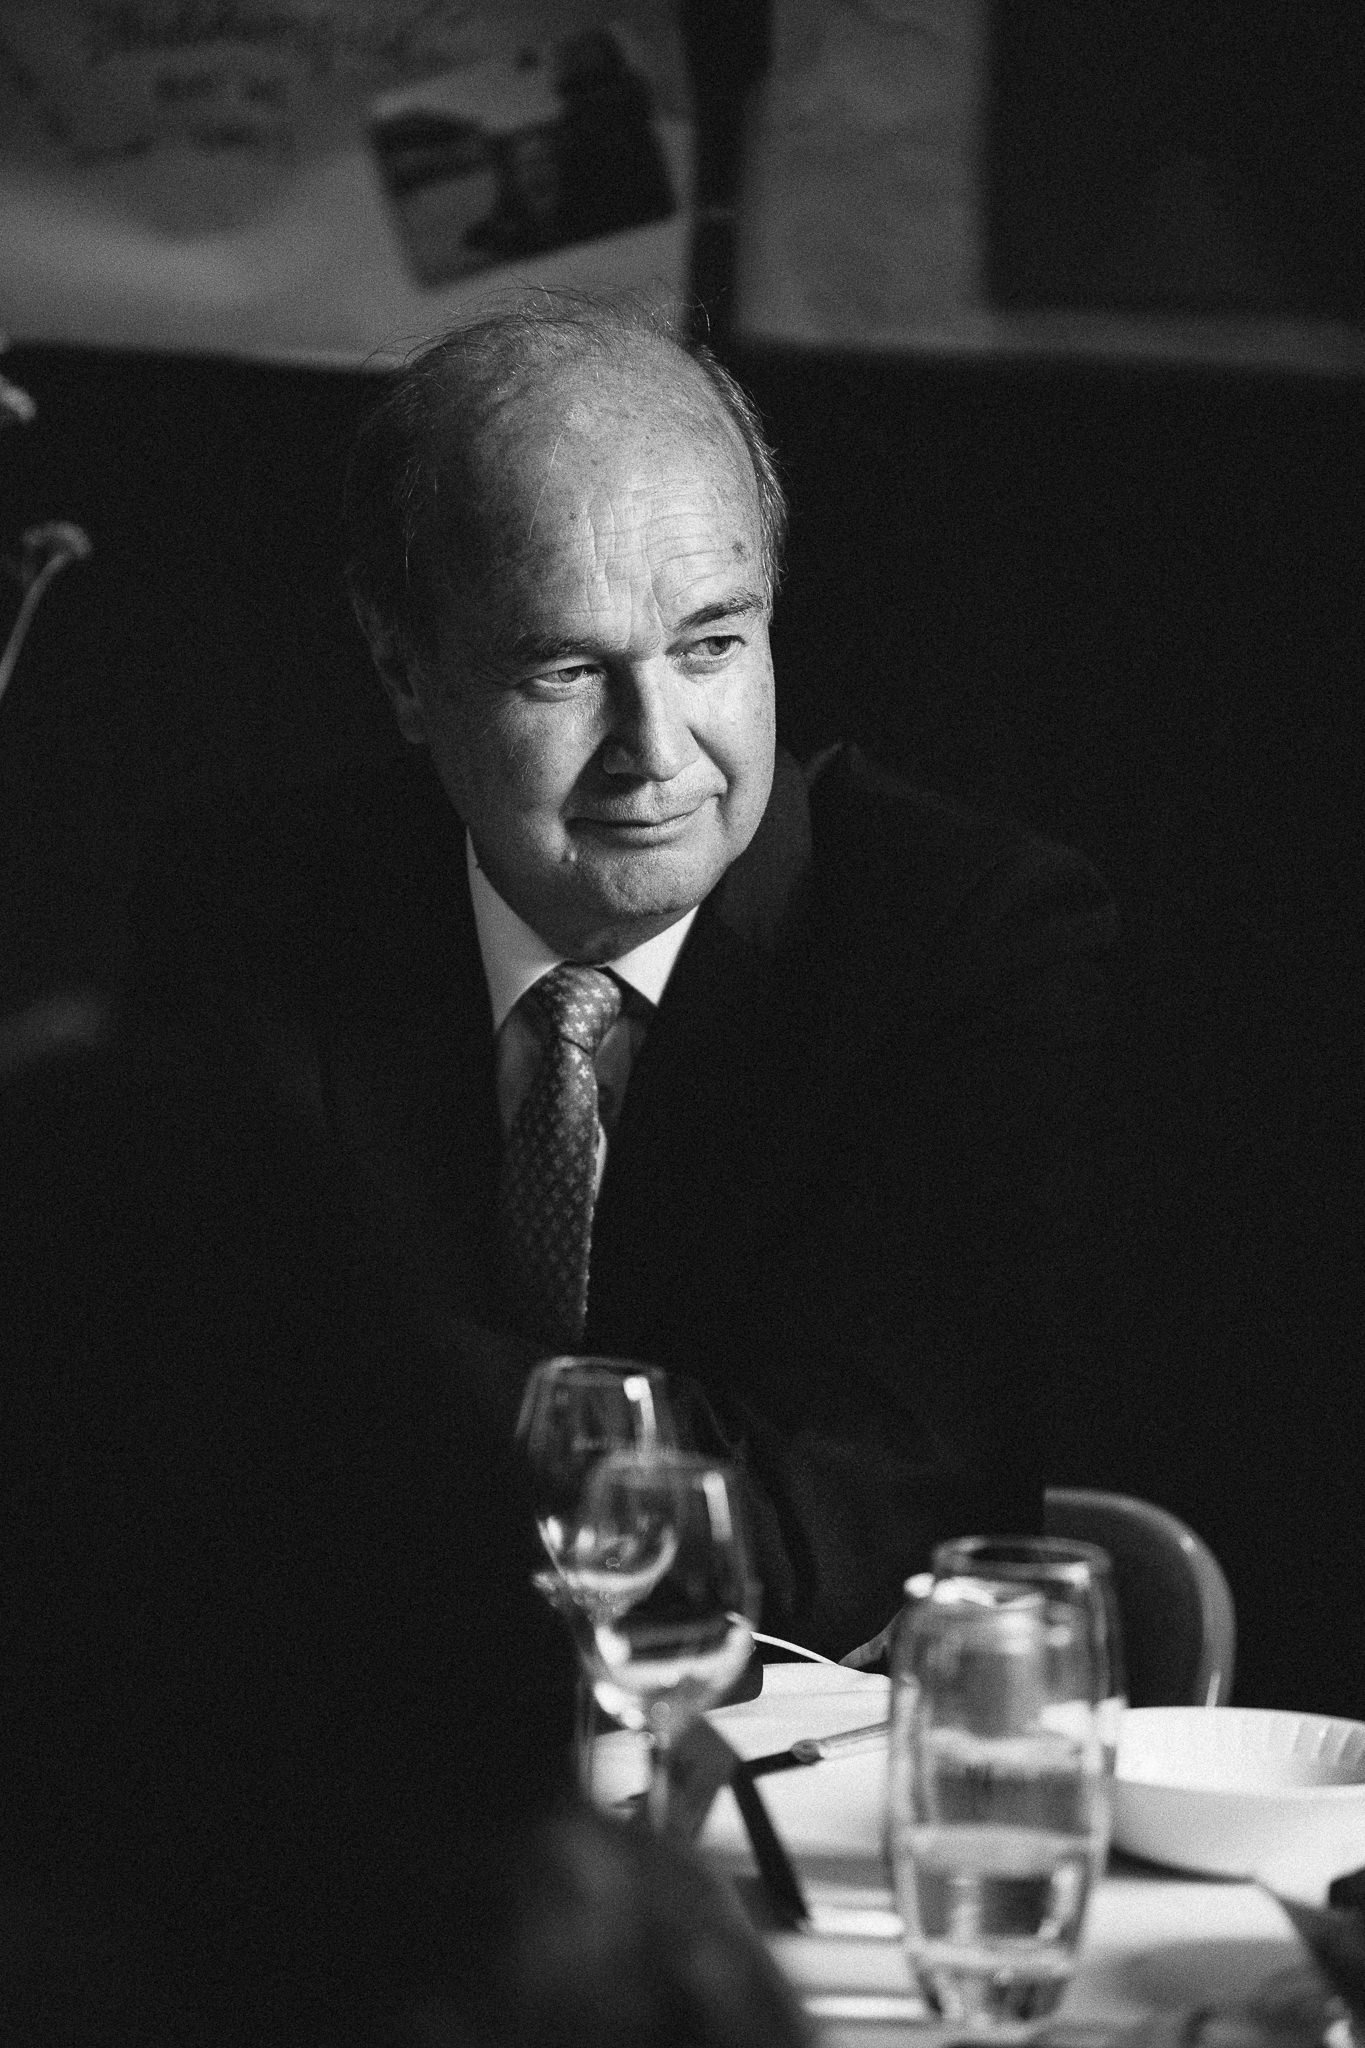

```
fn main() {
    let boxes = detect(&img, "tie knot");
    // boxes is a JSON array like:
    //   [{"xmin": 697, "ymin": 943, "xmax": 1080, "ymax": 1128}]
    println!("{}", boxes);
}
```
[{"xmin": 526, "ymin": 962, "xmax": 623, "ymax": 1056}]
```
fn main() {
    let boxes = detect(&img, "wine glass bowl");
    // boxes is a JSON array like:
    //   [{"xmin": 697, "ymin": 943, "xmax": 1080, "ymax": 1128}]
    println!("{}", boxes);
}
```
[
  {"xmin": 516, "ymin": 1356, "xmax": 680, "ymax": 1587},
  {"xmin": 570, "ymin": 1451, "xmax": 758, "ymax": 1826}
]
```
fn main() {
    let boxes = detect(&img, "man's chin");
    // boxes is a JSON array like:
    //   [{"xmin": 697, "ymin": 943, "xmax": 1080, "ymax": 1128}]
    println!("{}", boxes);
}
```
[{"xmin": 556, "ymin": 834, "xmax": 723, "ymax": 954}]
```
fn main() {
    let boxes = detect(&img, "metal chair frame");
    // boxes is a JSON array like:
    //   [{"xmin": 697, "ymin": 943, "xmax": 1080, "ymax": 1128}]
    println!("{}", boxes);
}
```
[{"xmin": 1045, "ymin": 1486, "xmax": 1237, "ymax": 1707}]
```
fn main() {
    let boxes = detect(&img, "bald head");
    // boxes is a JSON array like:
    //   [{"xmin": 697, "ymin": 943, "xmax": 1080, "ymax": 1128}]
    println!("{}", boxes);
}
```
[{"xmin": 343, "ymin": 295, "xmax": 786, "ymax": 676}]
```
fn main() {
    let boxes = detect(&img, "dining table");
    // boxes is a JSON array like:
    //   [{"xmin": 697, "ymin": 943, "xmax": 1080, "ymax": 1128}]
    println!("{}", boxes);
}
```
[{"xmin": 592, "ymin": 1663, "xmax": 1338, "ymax": 2048}]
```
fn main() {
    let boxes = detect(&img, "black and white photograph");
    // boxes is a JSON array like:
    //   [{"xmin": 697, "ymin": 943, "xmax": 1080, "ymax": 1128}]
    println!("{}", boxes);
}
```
[{"xmin": 3, "ymin": 3, "xmax": 1363, "ymax": 2042}]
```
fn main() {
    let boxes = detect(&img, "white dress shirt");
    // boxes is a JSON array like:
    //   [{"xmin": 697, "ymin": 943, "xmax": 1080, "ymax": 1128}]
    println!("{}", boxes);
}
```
[{"xmin": 466, "ymin": 836, "xmax": 696, "ymax": 1192}]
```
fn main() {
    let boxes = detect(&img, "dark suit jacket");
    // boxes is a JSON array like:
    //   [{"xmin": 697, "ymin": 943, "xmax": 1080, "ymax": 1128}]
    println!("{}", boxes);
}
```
[{"xmin": 136, "ymin": 739, "xmax": 1117, "ymax": 1657}]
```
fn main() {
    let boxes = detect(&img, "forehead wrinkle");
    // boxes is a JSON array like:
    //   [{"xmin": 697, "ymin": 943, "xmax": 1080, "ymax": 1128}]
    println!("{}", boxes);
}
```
[
  {"xmin": 572, "ymin": 481, "xmax": 755, "ymax": 647},
  {"xmin": 524, "ymin": 429, "xmax": 566, "ymax": 542}
]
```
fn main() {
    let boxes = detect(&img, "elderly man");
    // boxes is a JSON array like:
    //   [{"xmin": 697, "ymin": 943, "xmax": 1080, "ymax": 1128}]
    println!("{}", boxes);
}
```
[{"xmin": 149, "ymin": 295, "xmax": 1114, "ymax": 1658}]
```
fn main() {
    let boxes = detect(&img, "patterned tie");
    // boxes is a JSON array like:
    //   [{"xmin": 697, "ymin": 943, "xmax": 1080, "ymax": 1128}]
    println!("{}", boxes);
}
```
[{"xmin": 499, "ymin": 962, "xmax": 624, "ymax": 1350}]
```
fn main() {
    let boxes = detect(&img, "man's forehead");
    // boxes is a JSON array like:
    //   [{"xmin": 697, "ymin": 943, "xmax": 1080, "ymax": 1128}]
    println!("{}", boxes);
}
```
[
  {"xmin": 490, "ymin": 349, "xmax": 751, "ymax": 498},
  {"xmin": 462, "ymin": 377, "xmax": 755, "ymax": 571},
  {"xmin": 443, "ymin": 445, "xmax": 762, "ymax": 673},
  {"xmin": 477, "ymin": 489, "xmax": 762, "ymax": 653}
]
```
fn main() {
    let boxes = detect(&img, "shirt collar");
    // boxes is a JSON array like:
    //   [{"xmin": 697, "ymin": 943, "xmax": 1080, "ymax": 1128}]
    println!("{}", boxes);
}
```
[{"xmin": 466, "ymin": 834, "xmax": 698, "ymax": 1032}]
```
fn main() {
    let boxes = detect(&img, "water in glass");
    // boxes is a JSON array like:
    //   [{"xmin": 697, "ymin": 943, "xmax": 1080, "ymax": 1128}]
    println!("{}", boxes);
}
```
[
  {"xmin": 933, "ymin": 1535, "xmax": 1127, "ymax": 1774},
  {"xmin": 888, "ymin": 1576, "xmax": 1108, "ymax": 2032}
]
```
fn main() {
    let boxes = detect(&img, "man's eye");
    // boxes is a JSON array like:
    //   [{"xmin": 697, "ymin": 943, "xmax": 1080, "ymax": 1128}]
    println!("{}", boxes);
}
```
[
  {"xmin": 681, "ymin": 636, "xmax": 741, "ymax": 664},
  {"xmin": 529, "ymin": 663, "xmax": 600, "ymax": 691}
]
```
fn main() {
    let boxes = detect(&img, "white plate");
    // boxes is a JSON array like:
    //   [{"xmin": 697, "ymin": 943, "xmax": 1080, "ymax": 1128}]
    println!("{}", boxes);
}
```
[{"xmin": 1114, "ymin": 1706, "xmax": 1365, "ymax": 1886}]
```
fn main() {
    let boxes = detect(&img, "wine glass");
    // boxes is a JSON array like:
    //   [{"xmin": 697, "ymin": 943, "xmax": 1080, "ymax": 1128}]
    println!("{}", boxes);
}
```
[
  {"xmin": 516, "ymin": 1356, "xmax": 680, "ymax": 1583},
  {"xmin": 515, "ymin": 1356, "xmax": 682, "ymax": 1781},
  {"xmin": 567, "ymin": 1450, "xmax": 758, "ymax": 1834},
  {"xmin": 932, "ymin": 1535, "xmax": 1128, "ymax": 1774}
]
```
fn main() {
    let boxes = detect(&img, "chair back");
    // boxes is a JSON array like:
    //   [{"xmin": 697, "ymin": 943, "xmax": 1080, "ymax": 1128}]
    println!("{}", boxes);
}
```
[{"xmin": 1044, "ymin": 1487, "xmax": 1236, "ymax": 1707}]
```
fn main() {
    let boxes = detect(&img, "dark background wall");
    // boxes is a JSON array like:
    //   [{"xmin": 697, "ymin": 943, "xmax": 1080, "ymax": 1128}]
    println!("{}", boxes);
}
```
[
  {"xmin": 741, "ymin": 346, "xmax": 1363, "ymax": 1725},
  {"xmin": 4, "ymin": 335, "xmax": 1360, "ymax": 1715}
]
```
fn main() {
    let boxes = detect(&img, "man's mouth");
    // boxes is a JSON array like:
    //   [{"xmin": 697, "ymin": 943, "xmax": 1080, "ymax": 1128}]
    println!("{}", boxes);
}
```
[{"xmin": 574, "ymin": 799, "xmax": 711, "ymax": 840}]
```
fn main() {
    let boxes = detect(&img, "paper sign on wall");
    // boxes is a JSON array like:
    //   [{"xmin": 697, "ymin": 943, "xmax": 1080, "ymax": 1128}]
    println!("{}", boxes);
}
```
[
  {"xmin": 0, "ymin": 3, "xmax": 691, "ymax": 366},
  {"xmin": 733, "ymin": 0, "xmax": 987, "ymax": 350}
]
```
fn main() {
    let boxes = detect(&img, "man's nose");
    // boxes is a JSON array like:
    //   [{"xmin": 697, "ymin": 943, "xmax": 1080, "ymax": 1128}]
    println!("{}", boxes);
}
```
[{"xmin": 600, "ymin": 666, "xmax": 698, "ymax": 781}]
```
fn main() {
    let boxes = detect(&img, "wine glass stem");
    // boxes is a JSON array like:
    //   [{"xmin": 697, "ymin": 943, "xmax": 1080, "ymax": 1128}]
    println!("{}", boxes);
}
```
[
  {"xmin": 573, "ymin": 1675, "xmax": 596, "ymax": 1800},
  {"xmin": 645, "ymin": 1731, "xmax": 673, "ymax": 1835}
]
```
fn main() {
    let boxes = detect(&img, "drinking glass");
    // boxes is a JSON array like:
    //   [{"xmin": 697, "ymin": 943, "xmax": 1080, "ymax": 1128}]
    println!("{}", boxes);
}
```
[
  {"xmin": 933, "ymin": 1535, "xmax": 1127, "ymax": 1772},
  {"xmin": 567, "ymin": 1450, "xmax": 758, "ymax": 1834},
  {"xmin": 517, "ymin": 1356, "xmax": 681, "ymax": 1586},
  {"xmin": 888, "ymin": 1575, "xmax": 1109, "ymax": 2033},
  {"xmin": 516, "ymin": 1356, "xmax": 681, "ymax": 1782}
]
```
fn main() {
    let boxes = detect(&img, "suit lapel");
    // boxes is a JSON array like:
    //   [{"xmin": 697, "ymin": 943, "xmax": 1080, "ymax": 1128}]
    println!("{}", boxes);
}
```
[{"xmin": 586, "ymin": 750, "xmax": 814, "ymax": 1356}]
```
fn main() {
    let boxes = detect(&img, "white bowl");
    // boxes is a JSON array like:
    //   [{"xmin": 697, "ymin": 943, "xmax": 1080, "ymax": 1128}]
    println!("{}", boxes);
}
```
[{"xmin": 1114, "ymin": 1707, "xmax": 1365, "ymax": 1884}]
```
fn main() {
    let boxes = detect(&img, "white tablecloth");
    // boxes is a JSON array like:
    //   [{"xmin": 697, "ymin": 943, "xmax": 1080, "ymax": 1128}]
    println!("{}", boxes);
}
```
[{"xmin": 594, "ymin": 1665, "xmax": 1311, "ymax": 2047}]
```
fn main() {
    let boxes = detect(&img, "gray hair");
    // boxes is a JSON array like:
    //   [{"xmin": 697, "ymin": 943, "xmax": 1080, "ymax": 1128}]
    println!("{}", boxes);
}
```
[{"xmin": 342, "ymin": 292, "xmax": 787, "ymax": 668}]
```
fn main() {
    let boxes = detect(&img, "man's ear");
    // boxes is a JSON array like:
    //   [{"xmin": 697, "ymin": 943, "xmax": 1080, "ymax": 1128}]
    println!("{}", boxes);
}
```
[{"xmin": 353, "ymin": 599, "xmax": 429, "ymax": 748}]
